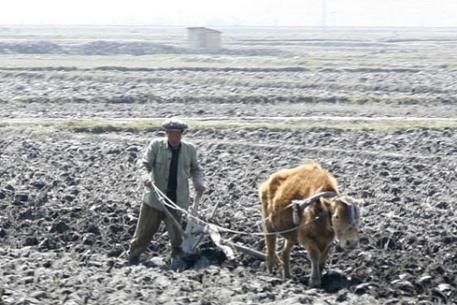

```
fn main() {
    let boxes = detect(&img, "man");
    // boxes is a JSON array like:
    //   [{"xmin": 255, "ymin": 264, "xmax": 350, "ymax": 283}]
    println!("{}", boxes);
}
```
[{"xmin": 128, "ymin": 118, "xmax": 205, "ymax": 265}]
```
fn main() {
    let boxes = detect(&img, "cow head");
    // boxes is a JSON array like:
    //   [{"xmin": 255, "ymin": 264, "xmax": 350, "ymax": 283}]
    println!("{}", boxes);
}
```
[{"xmin": 323, "ymin": 196, "xmax": 364, "ymax": 250}]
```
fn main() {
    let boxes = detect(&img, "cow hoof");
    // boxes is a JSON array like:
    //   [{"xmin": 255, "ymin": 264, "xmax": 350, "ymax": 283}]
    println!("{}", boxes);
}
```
[
  {"xmin": 309, "ymin": 277, "xmax": 321, "ymax": 288},
  {"xmin": 128, "ymin": 253, "xmax": 140, "ymax": 265},
  {"xmin": 282, "ymin": 271, "xmax": 291, "ymax": 279}
]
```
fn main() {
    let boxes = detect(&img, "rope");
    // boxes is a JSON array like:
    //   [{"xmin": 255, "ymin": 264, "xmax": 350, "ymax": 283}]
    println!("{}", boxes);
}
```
[{"xmin": 148, "ymin": 183, "xmax": 319, "ymax": 237}]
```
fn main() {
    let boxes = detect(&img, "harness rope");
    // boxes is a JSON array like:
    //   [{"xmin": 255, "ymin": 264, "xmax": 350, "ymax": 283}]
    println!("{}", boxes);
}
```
[
  {"xmin": 149, "ymin": 183, "xmax": 323, "ymax": 237},
  {"xmin": 261, "ymin": 191, "xmax": 338, "ymax": 226}
]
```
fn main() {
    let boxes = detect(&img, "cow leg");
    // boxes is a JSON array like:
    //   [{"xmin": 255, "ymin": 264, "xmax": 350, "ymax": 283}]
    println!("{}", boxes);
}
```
[
  {"xmin": 263, "ymin": 217, "xmax": 283, "ymax": 274},
  {"xmin": 265, "ymin": 229, "xmax": 278, "ymax": 274},
  {"xmin": 319, "ymin": 244, "xmax": 331, "ymax": 273},
  {"xmin": 280, "ymin": 239, "xmax": 294, "ymax": 279},
  {"xmin": 305, "ymin": 243, "xmax": 322, "ymax": 288}
]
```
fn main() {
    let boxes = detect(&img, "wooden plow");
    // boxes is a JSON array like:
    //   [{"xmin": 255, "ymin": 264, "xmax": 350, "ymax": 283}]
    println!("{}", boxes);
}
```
[{"xmin": 149, "ymin": 184, "xmax": 265, "ymax": 269}]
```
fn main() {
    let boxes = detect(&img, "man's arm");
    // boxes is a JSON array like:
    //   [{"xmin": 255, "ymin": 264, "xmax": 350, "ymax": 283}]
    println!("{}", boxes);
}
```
[
  {"xmin": 190, "ymin": 146, "xmax": 205, "ymax": 193},
  {"xmin": 139, "ymin": 140, "xmax": 158, "ymax": 187}
]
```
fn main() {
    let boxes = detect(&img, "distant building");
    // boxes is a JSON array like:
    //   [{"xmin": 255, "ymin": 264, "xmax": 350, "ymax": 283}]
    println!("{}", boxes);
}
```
[{"xmin": 187, "ymin": 27, "xmax": 222, "ymax": 49}]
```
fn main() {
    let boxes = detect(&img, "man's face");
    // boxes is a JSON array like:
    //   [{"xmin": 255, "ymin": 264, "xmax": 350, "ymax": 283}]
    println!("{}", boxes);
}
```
[{"xmin": 166, "ymin": 130, "xmax": 182, "ymax": 147}]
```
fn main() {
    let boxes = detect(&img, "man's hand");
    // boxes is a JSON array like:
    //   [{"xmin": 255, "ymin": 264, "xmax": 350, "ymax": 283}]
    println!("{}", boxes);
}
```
[
  {"xmin": 195, "ymin": 184, "xmax": 206, "ymax": 194},
  {"xmin": 143, "ymin": 177, "xmax": 154, "ymax": 188}
]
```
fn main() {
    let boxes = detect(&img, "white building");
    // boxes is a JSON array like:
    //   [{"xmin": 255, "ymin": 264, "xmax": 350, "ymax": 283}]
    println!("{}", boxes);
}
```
[{"xmin": 187, "ymin": 27, "xmax": 222, "ymax": 49}]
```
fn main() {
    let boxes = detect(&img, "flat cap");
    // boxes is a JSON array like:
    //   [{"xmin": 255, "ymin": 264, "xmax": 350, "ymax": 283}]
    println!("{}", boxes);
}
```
[{"xmin": 162, "ymin": 118, "xmax": 188, "ymax": 132}]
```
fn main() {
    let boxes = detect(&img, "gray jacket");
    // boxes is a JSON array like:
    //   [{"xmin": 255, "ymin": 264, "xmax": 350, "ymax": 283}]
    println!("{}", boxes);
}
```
[{"xmin": 140, "ymin": 138, "xmax": 204, "ymax": 210}]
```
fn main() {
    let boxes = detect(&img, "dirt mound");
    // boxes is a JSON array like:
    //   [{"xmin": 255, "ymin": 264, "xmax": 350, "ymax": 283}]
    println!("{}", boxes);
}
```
[
  {"xmin": 0, "ymin": 40, "xmax": 286, "ymax": 56},
  {"xmin": 0, "ymin": 41, "xmax": 63, "ymax": 54}
]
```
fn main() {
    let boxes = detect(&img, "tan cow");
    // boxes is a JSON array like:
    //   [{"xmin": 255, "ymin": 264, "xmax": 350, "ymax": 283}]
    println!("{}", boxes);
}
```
[{"xmin": 259, "ymin": 162, "xmax": 363, "ymax": 287}]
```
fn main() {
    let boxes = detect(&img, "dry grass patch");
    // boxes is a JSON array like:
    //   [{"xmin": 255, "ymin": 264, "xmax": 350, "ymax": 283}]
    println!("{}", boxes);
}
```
[{"xmin": 2, "ymin": 117, "xmax": 457, "ymax": 132}]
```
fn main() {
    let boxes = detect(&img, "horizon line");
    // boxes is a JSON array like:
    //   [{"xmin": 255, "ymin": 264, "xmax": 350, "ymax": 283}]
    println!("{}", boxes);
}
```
[{"xmin": 2, "ymin": 24, "xmax": 457, "ymax": 29}]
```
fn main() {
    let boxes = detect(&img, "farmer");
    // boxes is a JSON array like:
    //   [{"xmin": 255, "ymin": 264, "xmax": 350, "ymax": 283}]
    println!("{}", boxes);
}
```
[{"xmin": 128, "ymin": 118, "xmax": 206, "ymax": 265}]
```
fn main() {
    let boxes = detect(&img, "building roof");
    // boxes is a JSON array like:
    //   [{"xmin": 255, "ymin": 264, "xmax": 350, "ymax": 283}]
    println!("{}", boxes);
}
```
[{"xmin": 187, "ymin": 27, "xmax": 222, "ymax": 34}]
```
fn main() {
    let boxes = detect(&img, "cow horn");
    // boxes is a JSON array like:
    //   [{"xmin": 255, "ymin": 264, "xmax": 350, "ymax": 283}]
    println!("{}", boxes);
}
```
[{"xmin": 292, "ymin": 191, "xmax": 338, "ymax": 209}]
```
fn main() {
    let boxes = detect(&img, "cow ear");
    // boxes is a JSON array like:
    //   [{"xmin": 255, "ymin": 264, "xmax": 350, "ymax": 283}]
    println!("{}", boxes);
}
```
[{"xmin": 319, "ymin": 197, "xmax": 331, "ymax": 207}]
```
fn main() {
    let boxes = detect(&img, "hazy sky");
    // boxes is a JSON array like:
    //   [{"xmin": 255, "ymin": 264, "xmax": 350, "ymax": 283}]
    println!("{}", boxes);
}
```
[{"xmin": 1, "ymin": 0, "xmax": 457, "ymax": 27}]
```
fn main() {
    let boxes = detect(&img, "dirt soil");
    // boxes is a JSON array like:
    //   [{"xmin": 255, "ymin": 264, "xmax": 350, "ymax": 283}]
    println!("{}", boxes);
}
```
[
  {"xmin": 1, "ymin": 124, "xmax": 457, "ymax": 304},
  {"xmin": 1, "ymin": 26, "xmax": 457, "ymax": 305}
]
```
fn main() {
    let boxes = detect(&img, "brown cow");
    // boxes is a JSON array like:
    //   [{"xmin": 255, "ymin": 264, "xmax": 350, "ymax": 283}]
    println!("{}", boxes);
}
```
[{"xmin": 259, "ymin": 162, "xmax": 363, "ymax": 287}]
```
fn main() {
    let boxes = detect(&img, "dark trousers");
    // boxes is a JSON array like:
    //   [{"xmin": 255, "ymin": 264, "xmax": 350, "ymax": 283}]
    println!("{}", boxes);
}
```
[{"xmin": 129, "ymin": 202, "xmax": 183, "ymax": 258}]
